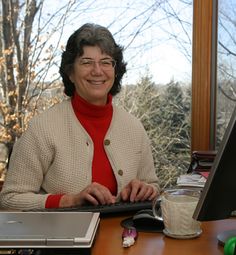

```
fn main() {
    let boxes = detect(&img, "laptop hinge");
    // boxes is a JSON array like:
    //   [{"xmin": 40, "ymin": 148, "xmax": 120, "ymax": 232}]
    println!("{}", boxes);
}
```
[{"xmin": 46, "ymin": 238, "xmax": 74, "ymax": 246}]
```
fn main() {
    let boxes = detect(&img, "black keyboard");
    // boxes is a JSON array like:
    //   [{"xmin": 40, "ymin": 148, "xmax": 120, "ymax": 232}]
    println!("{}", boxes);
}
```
[{"xmin": 27, "ymin": 200, "xmax": 153, "ymax": 216}]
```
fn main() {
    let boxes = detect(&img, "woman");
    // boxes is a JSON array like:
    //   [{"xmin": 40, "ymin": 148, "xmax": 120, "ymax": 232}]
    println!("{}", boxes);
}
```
[{"xmin": 0, "ymin": 23, "xmax": 160, "ymax": 210}]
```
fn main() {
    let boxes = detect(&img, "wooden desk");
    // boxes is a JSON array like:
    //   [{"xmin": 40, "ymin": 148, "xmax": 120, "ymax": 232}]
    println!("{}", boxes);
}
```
[{"xmin": 92, "ymin": 216, "xmax": 236, "ymax": 255}]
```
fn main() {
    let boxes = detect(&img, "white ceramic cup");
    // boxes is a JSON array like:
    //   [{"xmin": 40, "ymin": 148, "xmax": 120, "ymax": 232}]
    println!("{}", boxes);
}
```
[{"xmin": 153, "ymin": 189, "xmax": 202, "ymax": 237}]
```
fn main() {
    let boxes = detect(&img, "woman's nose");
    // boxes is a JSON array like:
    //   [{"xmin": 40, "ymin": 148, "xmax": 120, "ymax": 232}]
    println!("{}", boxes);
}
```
[{"xmin": 91, "ymin": 62, "xmax": 103, "ymax": 74}]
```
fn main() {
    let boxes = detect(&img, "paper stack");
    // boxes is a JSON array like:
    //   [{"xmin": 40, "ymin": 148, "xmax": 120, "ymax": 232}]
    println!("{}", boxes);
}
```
[{"xmin": 177, "ymin": 173, "xmax": 207, "ymax": 188}]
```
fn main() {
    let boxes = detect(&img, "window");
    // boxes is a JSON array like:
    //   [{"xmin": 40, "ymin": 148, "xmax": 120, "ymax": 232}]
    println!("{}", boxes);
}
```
[
  {"xmin": 216, "ymin": 0, "xmax": 236, "ymax": 147},
  {"xmin": 0, "ymin": 0, "xmax": 194, "ymax": 189}
]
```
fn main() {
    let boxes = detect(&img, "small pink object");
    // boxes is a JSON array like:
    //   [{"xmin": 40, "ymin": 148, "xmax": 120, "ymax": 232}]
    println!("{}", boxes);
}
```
[{"xmin": 122, "ymin": 228, "xmax": 138, "ymax": 247}]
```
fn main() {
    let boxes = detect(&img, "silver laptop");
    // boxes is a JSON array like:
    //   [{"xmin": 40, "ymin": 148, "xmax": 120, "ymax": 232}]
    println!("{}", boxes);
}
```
[{"xmin": 0, "ymin": 211, "xmax": 100, "ymax": 248}]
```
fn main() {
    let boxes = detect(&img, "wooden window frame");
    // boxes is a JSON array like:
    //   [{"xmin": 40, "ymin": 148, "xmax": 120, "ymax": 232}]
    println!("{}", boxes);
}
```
[{"xmin": 191, "ymin": 0, "xmax": 218, "ymax": 152}]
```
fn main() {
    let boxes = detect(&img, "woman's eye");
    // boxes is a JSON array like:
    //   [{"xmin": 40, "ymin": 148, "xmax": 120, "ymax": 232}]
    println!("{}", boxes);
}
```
[
  {"xmin": 82, "ymin": 61, "xmax": 93, "ymax": 65},
  {"xmin": 101, "ymin": 61, "xmax": 111, "ymax": 66}
]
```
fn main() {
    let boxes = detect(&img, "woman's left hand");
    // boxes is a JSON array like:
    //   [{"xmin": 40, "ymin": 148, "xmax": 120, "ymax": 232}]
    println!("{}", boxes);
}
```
[{"xmin": 119, "ymin": 179, "xmax": 158, "ymax": 202}]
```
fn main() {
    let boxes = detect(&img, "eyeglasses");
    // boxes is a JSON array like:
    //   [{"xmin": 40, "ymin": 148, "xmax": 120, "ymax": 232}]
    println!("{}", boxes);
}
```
[{"xmin": 78, "ymin": 58, "xmax": 116, "ymax": 70}]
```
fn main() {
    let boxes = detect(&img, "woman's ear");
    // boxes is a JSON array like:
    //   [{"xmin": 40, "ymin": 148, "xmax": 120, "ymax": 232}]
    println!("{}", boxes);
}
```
[{"xmin": 69, "ymin": 73, "xmax": 75, "ymax": 83}]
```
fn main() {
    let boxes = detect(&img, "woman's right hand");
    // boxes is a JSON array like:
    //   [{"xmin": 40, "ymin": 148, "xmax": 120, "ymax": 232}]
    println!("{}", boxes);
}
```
[{"xmin": 59, "ymin": 182, "xmax": 116, "ymax": 208}]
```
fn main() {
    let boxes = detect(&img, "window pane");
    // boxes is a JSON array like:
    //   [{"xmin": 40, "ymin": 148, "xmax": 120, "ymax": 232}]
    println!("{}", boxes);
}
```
[
  {"xmin": 217, "ymin": 0, "xmax": 236, "ymax": 147},
  {"xmin": 0, "ymin": 0, "xmax": 193, "ymax": 189}
]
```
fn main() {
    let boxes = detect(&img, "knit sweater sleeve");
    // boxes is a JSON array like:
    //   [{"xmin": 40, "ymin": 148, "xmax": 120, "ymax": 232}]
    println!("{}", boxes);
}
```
[{"xmin": 0, "ymin": 117, "xmax": 54, "ymax": 211}]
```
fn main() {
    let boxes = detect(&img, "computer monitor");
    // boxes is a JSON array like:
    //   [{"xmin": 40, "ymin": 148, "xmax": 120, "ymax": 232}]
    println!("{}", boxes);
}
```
[
  {"xmin": 193, "ymin": 105, "xmax": 236, "ymax": 244},
  {"xmin": 193, "ymin": 105, "xmax": 236, "ymax": 221}
]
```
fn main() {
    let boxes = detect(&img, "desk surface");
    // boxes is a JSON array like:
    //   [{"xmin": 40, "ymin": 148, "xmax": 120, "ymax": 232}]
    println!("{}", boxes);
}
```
[{"xmin": 92, "ymin": 215, "xmax": 236, "ymax": 255}]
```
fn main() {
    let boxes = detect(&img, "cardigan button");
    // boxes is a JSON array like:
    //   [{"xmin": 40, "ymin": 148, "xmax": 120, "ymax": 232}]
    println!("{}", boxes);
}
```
[
  {"xmin": 118, "ymin": 169, "xmax": 123, "ymax": 176},
  {"xmin": 104, "ymin": 139, "xmax": 110, "ymax": 146}
]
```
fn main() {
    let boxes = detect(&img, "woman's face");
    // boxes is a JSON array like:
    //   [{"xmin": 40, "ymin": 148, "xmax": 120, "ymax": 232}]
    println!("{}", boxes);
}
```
[{"xmin": 69, "ymin": 45, "xmax": 115, "ymax": 106}]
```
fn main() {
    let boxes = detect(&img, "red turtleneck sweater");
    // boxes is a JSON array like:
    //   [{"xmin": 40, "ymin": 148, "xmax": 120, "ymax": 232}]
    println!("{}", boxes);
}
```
[{"xmin": 45, "ymin": 93, "xmax": 117, "ymax": 208}]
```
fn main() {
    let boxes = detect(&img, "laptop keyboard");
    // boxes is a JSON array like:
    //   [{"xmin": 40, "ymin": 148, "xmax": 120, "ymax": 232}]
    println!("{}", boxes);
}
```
[{"xmin": 28, "ymin": 200, "xmax": 153, "ymax": 216}]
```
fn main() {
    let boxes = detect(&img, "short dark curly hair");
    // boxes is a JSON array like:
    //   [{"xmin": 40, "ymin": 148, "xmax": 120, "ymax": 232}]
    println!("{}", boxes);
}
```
[{"xmin": 59, "ymin": 23, "xmax": 127, "ymax": 97}]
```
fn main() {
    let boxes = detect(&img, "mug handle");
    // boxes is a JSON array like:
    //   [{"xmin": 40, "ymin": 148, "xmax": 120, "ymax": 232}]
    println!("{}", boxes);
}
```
[{"xmin": 152, "ymin": 196, "xmax": 163, "ymax": 221}]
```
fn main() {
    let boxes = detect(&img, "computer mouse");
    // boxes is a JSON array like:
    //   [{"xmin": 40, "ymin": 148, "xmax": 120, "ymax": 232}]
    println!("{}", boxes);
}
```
[{"xmin": 132, "ymin": 209, "xmax": 164, "ymax": 232}]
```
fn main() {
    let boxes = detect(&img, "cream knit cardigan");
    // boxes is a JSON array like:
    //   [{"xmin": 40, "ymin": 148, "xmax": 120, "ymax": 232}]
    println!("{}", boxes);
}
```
[{"xmin": 0, "ymin": 99, "xmax": 159, "ymax": 210}]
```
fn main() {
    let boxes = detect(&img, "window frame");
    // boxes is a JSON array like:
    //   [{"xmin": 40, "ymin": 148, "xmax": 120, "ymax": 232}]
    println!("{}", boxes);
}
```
[{"xmin": 191, "ymin": 0, "xmax": 218, "ymax": 152}]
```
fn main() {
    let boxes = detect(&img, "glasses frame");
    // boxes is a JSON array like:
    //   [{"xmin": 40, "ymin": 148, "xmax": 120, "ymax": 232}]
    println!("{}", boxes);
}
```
[{"xmin": 78, "ymin": 57, "xmax": 116, "ymax": 71}]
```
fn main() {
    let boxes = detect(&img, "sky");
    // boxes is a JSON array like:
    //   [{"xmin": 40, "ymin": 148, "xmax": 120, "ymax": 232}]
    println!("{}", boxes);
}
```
[{"xmin": 39, "ymin": 0, "xmax": 193, "ymax": 85}]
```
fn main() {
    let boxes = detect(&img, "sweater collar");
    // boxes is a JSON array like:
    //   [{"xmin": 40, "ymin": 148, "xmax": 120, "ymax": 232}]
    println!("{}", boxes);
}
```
[{"xmin": 71, "ymin": 92, "xmax": 113, "ymax": 119}]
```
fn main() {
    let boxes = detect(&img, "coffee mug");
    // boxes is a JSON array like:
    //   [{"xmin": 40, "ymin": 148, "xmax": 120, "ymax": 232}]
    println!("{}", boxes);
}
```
[{"xmin": 153, "ymin": 188, "xmax": 202, "ymax": 238}]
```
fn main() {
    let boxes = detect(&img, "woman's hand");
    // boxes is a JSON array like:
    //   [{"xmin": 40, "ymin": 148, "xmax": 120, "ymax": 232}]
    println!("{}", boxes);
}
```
[
  {"xmin": 120, "ymin": 179, "xmax": 158, "ymax": 202},
  {"xmin": 59, "ymin": 182, "xmax": 116, "ymax": 208}
]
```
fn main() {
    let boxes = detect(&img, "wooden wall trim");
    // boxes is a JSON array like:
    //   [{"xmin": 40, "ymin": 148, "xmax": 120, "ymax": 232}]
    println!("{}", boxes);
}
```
[{"xmin": 191, "ymin": 0, "xmax": 214, "ymax": 151}]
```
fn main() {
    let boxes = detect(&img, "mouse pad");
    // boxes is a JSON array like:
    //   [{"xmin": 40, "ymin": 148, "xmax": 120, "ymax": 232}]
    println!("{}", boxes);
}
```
[{"xmin": 120, "ymin": 209, "xmax": 164, "ymax": 233}]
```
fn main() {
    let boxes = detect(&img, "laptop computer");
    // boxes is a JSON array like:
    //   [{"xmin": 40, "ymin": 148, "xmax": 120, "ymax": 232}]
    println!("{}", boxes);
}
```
[{"xmin": 0, "ymin": 211, "xmax": 100, "ymax": 251}]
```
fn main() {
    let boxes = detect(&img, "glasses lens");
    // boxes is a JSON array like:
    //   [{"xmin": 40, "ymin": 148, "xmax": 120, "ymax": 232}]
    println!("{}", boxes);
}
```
[
  {"xmin": 79, "ymin": 59, "xmax": 116, "ymax": 70},
  {"xmin": 100, "ymin": 60, "xmax": 116, "ymax": 69}
]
